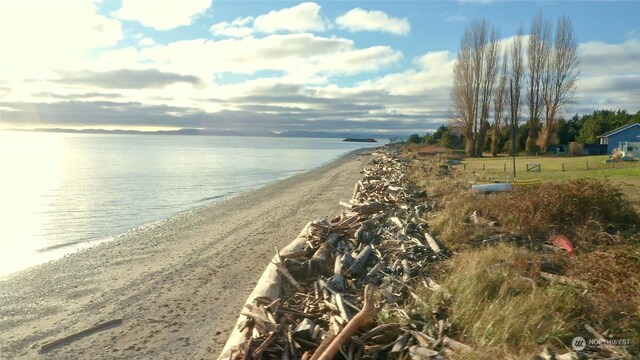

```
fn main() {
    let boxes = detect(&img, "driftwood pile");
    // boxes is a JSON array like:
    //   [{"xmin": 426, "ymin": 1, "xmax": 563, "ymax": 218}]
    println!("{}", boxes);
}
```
[{"xmin": 218, "ymin": 149, "xmax": 473, "ymax": 360}]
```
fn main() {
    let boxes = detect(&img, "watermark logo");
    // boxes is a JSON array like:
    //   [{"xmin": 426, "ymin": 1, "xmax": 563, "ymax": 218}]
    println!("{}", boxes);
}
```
[
  {"xmin": 571, "ymin": 336, "xmax": 631, "ymax": 351},
  {"xmin": 572, "ymin": 336, "xmax": 586, "ymax": 351}
]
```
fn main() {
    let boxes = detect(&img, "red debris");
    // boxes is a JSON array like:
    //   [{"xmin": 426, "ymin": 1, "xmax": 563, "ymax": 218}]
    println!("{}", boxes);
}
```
[{"xmin": 551, "ymin": 235, "xmax": 575, "ymax": 256}]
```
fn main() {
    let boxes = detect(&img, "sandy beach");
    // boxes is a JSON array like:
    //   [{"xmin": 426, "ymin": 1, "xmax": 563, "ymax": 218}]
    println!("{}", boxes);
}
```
[{"xmin": 0, "ymin": 149, "xmax": 373, "ymax": 359}]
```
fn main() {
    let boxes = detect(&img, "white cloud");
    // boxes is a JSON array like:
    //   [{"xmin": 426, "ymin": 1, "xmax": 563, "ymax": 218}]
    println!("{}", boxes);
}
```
[
  {"xmin": 99, "ymin": 33, "xmax": 401, "ymax": 83},
  {"xmin": 579, "ymin": 38, "xmax": 640, "ymax": 76},
  {"xmin": 209, "ymin": 3, "xmax": 328, "ymax": 38},
  {"xmin": 358, "ymin": 51, "xmax": 454, "ymax": 96},
  {"xmin": 114, "ymin": 0, "xmax": 211, "ymax": 30},
  {"xmin": 253, "ymin": 2, "xmax": 327, "ymax": 33},
  {"xmin": 336, "ymin": 8, "xmax": 410, "ymax": 35},
  {"xmin": 0, "ymin": 0, "xmax": 122, "ymax": 78},
  {"xmin": 574, "ymin": 38, "xmax": 640, "ymax": 113},
  {"xmin": 138, "ymin": 37, "xmax": 155, "ymax": 46},
  {"xmin": 210, "ymin": 17, "xmax": 254, "ymax": 38}
]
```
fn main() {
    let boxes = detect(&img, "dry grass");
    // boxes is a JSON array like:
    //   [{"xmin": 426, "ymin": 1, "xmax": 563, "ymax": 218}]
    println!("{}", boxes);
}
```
[
  {"xmin": 414, "ymin": 246, "xmax": 587, "ymax": 358},
  {"xmin": 406, "ymin": 153, "xmax": 640, "ymax": 357}
]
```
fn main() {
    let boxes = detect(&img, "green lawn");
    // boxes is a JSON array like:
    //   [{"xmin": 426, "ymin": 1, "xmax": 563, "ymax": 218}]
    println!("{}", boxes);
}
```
[{"xmin": 455, "ymin": 154, "xmax": 640, "ymax": 208}]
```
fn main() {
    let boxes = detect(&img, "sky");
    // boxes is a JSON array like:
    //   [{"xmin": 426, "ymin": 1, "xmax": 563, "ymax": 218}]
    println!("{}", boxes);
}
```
[{"xmin": 0, "ymin": 0, "xmax": 639, "ymax": 135}]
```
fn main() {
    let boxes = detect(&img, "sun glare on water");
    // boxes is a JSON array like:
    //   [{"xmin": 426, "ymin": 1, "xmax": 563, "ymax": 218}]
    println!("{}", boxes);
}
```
[{"xmin": 0, "ymin": 131, "xmax": 67, "ymax": 275}]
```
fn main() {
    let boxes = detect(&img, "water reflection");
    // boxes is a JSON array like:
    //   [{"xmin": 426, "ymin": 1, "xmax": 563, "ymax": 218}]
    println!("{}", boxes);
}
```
[{"xmin": 0, "ymin": 131, "xmax": 381, "ymax": 276}]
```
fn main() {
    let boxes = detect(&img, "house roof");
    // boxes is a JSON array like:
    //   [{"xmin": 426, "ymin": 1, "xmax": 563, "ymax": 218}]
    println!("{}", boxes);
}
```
[{"xmin": 597, "ymin": 123, "xmax": 640, "ymax": 138}]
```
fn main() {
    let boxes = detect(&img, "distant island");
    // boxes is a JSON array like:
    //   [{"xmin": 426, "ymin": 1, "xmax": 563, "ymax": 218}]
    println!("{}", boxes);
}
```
[{"xmin": 343, "ymin": 138, "xmax": 377, "ymax": 143}]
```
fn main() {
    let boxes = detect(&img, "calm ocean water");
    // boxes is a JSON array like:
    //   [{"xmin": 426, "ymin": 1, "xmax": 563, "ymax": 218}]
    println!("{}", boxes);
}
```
[{"xmin": 0, "ymin": 131, "xmax": 381, "ymax": 276}]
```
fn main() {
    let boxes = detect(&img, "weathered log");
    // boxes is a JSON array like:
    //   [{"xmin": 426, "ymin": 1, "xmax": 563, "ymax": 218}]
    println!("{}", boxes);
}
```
[
  {"xmin": 273, "ymin": 253, "xmax": 304, "ymax": 293},
  {"xmin": 351, "ymin": 202, "xmax": 387, "ymax": 215},
  {"xmin": 326, "ymin": 254, "xmax": 345, "ymax": 291},
  {"xmin": 306, "ymin": 243, "xmax": 333, "ymax": 277},
  {"xmin": 240, "ymin": 304, "xmax": 277, "ymax": 334},
  {"xmin": 311, "ymin": 285, "xmax": 378, "ymax": 360},
  {"xmin": 408, "ymin": 345, "xmax": 439, "ymax": 359},
  {"xmin": 358, "ymin": 323, "xmax": 401, "ymax": 342},
  {"xmin": 293, "ymin": 318, "xmax": 314, "ymax": 342},
  {"xmin": 423, "ymin": 232, "xmax": 442, "ymax": 254},
  {"xmin": 334, "ymin": 293, "xmax": 350, "ymax": 321},
  {"xmin": 352, "ymin": 181, "xmax": 361, "ymax": 200},
  {"xmin": 390, "ymin": 331, "xmax": 411, "ymax": 353},
  {"xmin": 39, "ymin": 319, "xmax": 123, "ymax": 353},
  {"xmin": 410, "ymin": 330, "xmax": 436, "ymax": 348},
  {"xmin": 389, "ymin": 216, "xmax": 404, "ymax": 229},
  {"xmin": 401, "ymin": 259, "xmax": 411, "ymax": 283},
  {"xmin": 348, "ymin": 245, "xmax": 372, "ymax": 276},
  {"xmin": 253, "ymin": 329, "xmax": 280, "ymax": 358},
  {"xmin": 442, "ymin": 337, "xmax": 474, "ymax": 354}
]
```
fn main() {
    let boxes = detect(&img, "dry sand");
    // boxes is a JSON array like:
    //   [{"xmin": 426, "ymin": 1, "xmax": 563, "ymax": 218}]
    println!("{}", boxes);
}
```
[{"xmin": 0, "ymin": 149, "xmax": 373, "ymax": 359}]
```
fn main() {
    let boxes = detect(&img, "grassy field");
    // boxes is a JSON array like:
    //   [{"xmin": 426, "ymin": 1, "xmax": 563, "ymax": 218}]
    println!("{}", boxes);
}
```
[{"xmin": 456, "ymin": 154, "xmax": 640, "ymax": 209}]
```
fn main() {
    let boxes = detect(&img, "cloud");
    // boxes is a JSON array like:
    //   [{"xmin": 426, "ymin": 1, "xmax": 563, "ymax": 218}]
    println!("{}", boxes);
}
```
[
  {"xmin": 572, "ymin": 38, "xmax": 640, "ymax": 114},
  {"xmin": 336, "ymin": 8, "xmax": 410, "ymax": 35},
  {"xmin": 579, "ymin": 38, "xmax": 640, "ymax": 76},
  {"xmin": 0, "ymin": 0, "xmax": 122, "ymax": 78},
  {"xmin": 54, "ymin": 69, "xmax": 202, "ymax": 89},
  {"xmin": 209, "ymin": 3, "xmax": 329, "ymax": 38},
  {"xmin": 34, "ymin": 92, "xmax": 122, "ymax": 100},
  {"xmin": 254, "ymin": 2, "xmax": 328, "ymax": 33},
  {"xmin": 210, "ymin": 17, "xmax": 254, "ymax": 38},
  {"xmin": 113, "ymin": 0, "xmax": 211, "ymax": 30},
  {"xmin": 138, "ymin": 37, "xmax": 155, "ymax": 47},
  {"xmin": 0, "ymin": 99, "xmax": 426, "ymax": 133},
  {"xmin": 117, "ymin": 33, "xmax": 401, "ymax": 83}
]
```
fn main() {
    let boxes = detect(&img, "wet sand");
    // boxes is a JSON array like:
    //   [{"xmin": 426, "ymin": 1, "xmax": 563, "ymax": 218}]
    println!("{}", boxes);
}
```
[{"xmin": 0, "ymin": 149, "xmax": 373, "ymax": 359}]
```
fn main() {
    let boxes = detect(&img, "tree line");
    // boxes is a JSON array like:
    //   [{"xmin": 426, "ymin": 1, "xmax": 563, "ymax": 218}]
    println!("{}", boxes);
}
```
[
  {"xmin": 450, "ymin": 12, "xmax": 580, "ymax": 157},
  {"xmin": 407, "ymin": 108, "xmax": 640, "ymax": 152}
]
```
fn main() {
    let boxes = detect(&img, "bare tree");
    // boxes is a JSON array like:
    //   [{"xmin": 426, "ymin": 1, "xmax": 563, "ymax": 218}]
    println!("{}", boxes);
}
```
[
  {"xmin": 538, "ymin": 15, "xmax": 579, "ymax": 152},
  {"xmin": 451, "ymin": 19, "xmax": 500, "ymax": 157},
  {"xmin": 526, "ymin": 12, "xmax": 552, "ymax": 153},
  {"xmin": 509, "ymin": 25, "xmax": 524, "ymax": 152},
  {"xmin": 491, "ymin": 49, "xmax": 508, "ymax": 157},
  {"xmin": 451, "ymin": 26, "xmax": 475, "ymax": 156},
  {"xmin": 476, "ymin": 26, "xmax": 500, "ymax": 157}
]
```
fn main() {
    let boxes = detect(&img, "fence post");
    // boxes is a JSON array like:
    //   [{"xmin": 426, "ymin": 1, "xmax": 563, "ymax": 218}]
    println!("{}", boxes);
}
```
[
  {"xmin": 463, "ymin": 164, "xmax": 466, "ymax": 171},
  {"xmin": 504, "ymin": 163, "xmax": 506, "ymax": 172},
  {"xmin": 586, "ymin": 162, "xmax": 589, "ymax": 171},
  {"xmin": 562, "ymin": 163, "xmax": 565, "ymax": 172},
  {"xmin": 483, "ymin": 164, "xmax": 486, "ymax": 171}
]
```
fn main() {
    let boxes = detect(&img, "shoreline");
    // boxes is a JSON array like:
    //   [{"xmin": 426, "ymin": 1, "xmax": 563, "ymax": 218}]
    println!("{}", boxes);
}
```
[
  {"xmin": 0, "ymin": 148, "xmax": 374, "ymax": 359},
  {"xmin": 1, "ymin": 147, "xmax": 372, "ymax": 279}
]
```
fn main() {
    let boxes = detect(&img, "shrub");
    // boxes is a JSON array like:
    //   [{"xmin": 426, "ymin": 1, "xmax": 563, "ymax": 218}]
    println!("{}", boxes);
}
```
[
  {"xmin": 568, "ymin": 142, "xmax": 583, "ymax": 156},
  {"xmin": 407, "ymin": 134, "xmax": 422, "ymax": 144},
  {"xmin": 484, "ymin": 179, "xmax": 638, "ymax": 247}
]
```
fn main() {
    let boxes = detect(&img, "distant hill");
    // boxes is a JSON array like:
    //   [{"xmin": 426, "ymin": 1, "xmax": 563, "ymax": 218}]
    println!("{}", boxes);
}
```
[{"xmin": 22, "ymin": 127, "xmax": 401, "ymax": 140}]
